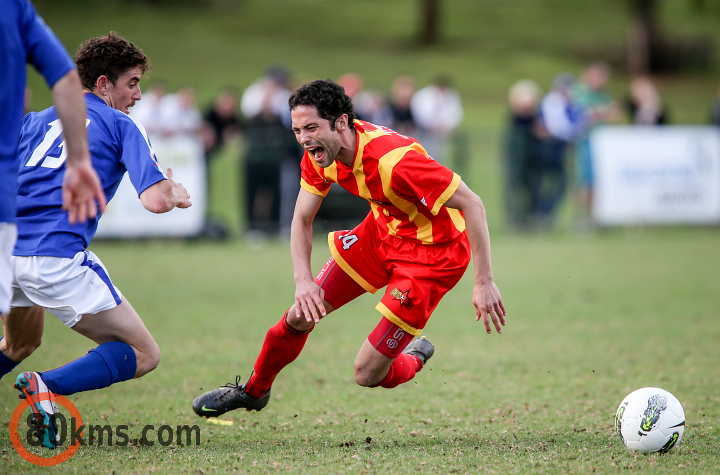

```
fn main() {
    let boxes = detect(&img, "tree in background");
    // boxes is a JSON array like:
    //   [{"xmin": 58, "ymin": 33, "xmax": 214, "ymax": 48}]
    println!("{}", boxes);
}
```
[
  {"xmin": 419, "ymin": 0, "xmax": 440, "ymax": 45},
  {"xmin": 626, "ymin": 0, "xmax": 713, "ymax": 75}
]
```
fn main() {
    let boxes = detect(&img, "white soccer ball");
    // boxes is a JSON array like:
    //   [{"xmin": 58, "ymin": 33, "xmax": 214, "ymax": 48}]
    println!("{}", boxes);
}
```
[{"xmin": 615, "ymin": 387, "xmax": 685, "ymax": 454}]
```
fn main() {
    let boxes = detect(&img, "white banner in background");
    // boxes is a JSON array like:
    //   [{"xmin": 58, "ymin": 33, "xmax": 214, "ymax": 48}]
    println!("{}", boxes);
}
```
[
  {"xmin": 591, "ymin": 126, "xmax": 720, "ymax": 225},
  {"xmin": 95, "ymin": 135, "xmax": 206, "ymax": 238}
]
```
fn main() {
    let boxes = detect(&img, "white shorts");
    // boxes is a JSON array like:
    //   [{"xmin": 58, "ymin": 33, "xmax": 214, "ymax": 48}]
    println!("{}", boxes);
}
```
[
  {"xmin": 0, "ymin": 223, "xmax": 18, "ymax": 315},
  {"xmin": 11, "ymin": 251, "xmax": 123, "ymax": 328}
]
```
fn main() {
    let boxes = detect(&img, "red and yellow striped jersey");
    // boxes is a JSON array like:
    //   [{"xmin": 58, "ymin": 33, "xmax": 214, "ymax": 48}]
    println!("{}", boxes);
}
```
[{"xmin": 300, "ymin": 120, "xmax": 466, "ymax": 245}]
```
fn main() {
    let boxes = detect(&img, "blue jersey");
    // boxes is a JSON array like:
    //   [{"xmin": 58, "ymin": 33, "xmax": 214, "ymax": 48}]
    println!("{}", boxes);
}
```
[
  {"xmin": 1, "ymin": 0, "xmax": 75, "ymax": 223},
  {"xmin": 15, "ymin": 93, "xmax": 167, "ymax": 258}
]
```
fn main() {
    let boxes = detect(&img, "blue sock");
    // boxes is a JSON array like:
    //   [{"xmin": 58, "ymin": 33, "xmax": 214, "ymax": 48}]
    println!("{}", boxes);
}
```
[
  {"xmin": 0, "ymin": 338, "xmax": 21, "ymax": 381},
  {"xmin": 41, "ymin": 341, "xmax": 137, "ymax": 396}
]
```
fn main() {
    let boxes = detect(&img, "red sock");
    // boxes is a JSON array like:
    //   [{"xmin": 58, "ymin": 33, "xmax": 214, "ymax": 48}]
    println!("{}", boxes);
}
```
[
  {"xmin": 245, "ymin": 313, "xmax": 310, "ymax": 398},
  {"xmin": 377, "ymin": 353, "xmax": 423, "ymax": 389}
]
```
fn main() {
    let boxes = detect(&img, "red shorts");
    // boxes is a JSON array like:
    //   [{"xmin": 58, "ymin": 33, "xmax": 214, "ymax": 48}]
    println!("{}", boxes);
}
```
[{"xmin": 327, "ymin": 214, "xmax": 471, "ymax": 336}]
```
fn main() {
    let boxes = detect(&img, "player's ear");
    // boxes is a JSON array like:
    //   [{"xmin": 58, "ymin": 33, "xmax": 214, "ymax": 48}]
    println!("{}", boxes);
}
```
[
  {"xmin": 335, "ymin": 114, "xmax": 348, "ymax": 131},
  {"xmin": 96, "ymin": 75, "xmax": 110, "ymax": 94}
]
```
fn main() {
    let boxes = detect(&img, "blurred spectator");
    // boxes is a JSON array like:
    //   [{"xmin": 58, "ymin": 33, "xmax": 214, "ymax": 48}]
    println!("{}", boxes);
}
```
[
  {"xmin": 541, "ymin": 74, "xmax": 586, "ymax": 142},
  {"xmin": 337, "ymin": 73, "xmax": 364, "ymax": 100},
  {"xmin": 198, "ymin": 87, "xmax": 241, "ymax": 240},
  {"xmin": 354, "ymin": 88, "xmax": 392, "ymax": 126},
  {"xmin": 160, "ymin": 86, "xmax": 203, "ymax": 138},
  {"xmin": 535, "ymin": 74, "xmax": 586, "ymax": 227},
  {"xmin": 129, "ymin": 80, "xmax": 170, "ymax": 137},
  {"xmin": 130, "ymin": 83, "xmax": 203, "ymax": 139},
  {"xmin": 337, "ymin": 73, "xmax": 391, "ymax": 125},
  {"xmin": 626, "ymin": 76, "xmax": 668, "ymax": 125},
  {"xmin": 388, "ymin": 74, "xmax": 418, "ymax": 137},
  {"xmin": 241, "ymin": 66, "xmax": 301, "ymax": 237},
  {"xmin": 503, "ymin": 79, "xmax": 544, "ymax": 230},
  {"xmin": 572, "ymin": 62, "xmax": 621, "ymax": 218},
  {"xmin": 410, "ymin": 75, "xmax": 463, "ymax": 163},
  {"xmin": 204, "ymin": 87, "xmax": 241, "ymax": 157},
  {"xmin": 241, "ymin": 65, "xmax": 292, "ymax": 128}
]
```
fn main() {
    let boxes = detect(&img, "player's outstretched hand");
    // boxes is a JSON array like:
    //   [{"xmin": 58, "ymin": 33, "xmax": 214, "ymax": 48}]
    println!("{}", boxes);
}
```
[
  {"xmin": 62, "ymin": 160, "xmax": 107, "ymax": 224},
  {"xmin": 165, "ymin": 168, "xmax": 192, "ymax": 209},
  {"xmin": 473, "ymin": 281, "xmax": 506, "ymax": 334},
  {"xmin": 294, "ymin": 278, "xmax": 326, "ymax": 324}
]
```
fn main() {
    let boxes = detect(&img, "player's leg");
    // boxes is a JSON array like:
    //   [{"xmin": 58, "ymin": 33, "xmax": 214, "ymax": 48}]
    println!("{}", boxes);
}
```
[
  {"xmin": 357, "ymin": 236, "xmax": 471, "ymax": 389},
  {"xmin": 192, "ymin": 256, "xmax": 367, "ymax": 417},
  {"xmin": 70, "ymin": 298, "xmax": 159, "ymax": 377},
  {"xmin": 245, "ymin": 256, "xmax": 368, "ymax": 395},
  {"xmin": 354, "ymin": 317, "xmax": 431, "ymax": 388},
  {"xmin": 0, "ymin": 222, "xmax": 24, "ymax": 379},
  {"xmin": 3, "ymin": 308, "xmax": 57, "ymax": 450},
  {"xmin": 9, "ymin": 251, "xmax": 152, "ymax": 397},
  {"xmin": 37, "ymin": 299, "xmax": 158, "ymax": 396},
  {"xmin": 0, "ymin": 306, "xmax": 45, "ymax": 380}
]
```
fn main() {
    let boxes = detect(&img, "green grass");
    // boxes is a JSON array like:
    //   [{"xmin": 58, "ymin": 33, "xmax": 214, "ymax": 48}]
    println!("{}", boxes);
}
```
[{"xmin": 1, "ymin": 229, "xmax": 719, "ymax": 473}]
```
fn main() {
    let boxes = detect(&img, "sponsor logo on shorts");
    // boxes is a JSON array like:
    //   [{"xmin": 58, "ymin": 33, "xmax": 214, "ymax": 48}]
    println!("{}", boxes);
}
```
[{"xmin": 390, "ymin": 287, "xmax": 414, "ymax": 310}]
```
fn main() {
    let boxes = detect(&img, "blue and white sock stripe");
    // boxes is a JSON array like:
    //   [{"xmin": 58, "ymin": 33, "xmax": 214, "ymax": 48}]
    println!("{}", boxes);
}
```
[{"xmin": 81, "ymin": 252, "xmax": 122, "ymax": 305}]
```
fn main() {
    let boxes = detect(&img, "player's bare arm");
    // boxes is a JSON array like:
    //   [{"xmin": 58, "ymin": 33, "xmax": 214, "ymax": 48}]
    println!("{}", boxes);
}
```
[
  {"xmin": 139, "ymin": 168, "xmax": 192, "ymax": 213},
  {"xmin": 53, "ymin": 70, "xmax": 107, "ymax": 224},
  {"xmin": 444, "ymin": 180, "xmax": 506, "ymax": 334},
  {"xmin": 290, "ymin": 188, "xmax": 326, "ymax": 325}
]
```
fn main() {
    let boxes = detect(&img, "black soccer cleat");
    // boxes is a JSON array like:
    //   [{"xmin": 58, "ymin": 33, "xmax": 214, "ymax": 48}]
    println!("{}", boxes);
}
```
[
  {"xmin": 192, "ymin": 375, "xmax": 271, "ymax": 418},
  {"xmin": 403, "ymin": 336, "xmax": 435, "ymax": 365}
]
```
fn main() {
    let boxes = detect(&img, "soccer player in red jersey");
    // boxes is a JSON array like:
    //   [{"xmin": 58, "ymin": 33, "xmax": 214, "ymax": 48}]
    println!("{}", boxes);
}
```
[{"xmin": 193, "ymin": 79, "xmax": 505, "ymax": 416}]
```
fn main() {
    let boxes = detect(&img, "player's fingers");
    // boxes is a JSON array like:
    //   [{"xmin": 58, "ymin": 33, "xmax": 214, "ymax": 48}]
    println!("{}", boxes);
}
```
[
  {"xmin": 95, "ymin": 184, "xmax": 108, "ymax": 213},
  {"xmin": 166, "ymin": 168, "xmax": 174, "ymax": 180},
  {"xmin": 76, "ymin": 200, "xmax": 88, "ymax": 225},
  {"xmin": 489, "ymin": 307, "xmax": 503, "ymax": 334},
  {"xmin": 85, "ymin": 197, "xmax": 98, "ymax": 220},
  {"xmin": 313, "ymin": 296, "xmax": 326, "ymax": 317},
  {"xmin": 481, "ymin": 311, "xmax": 491, "ymax": 334},
  {"xmin": 308, "ymin": 299, "xmax": 322, "ymax": 324},
  {"xmin": 298, "ymin": 300, "xmax": 313, "ymax": 323},
  {"xmin": 67, "ymin": 203, "xmax": 77, "ymax": 225},
  {"xmin": 496, "ymin": 302, "xmax": 507, "ymax": 325},
  {"xmin": 62, "ymin": 186, "xmax": 71, "ymax": 211}
]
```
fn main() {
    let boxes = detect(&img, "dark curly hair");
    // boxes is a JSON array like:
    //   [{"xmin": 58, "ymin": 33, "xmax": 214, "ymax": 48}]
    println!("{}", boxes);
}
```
[
  {"xmin": 75, "ymin": 32, "xmax": 150, "ymax": 91},
  {"xmin": 289, "ymin": 79, "xmax": 355, "ymax": 130}
]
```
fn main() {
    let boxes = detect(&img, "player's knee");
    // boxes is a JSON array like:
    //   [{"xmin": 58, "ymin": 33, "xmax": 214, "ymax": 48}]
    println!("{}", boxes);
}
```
[
  {"xmin": 353, "ymin": 362, "xmax": 383, "ymax": 387},
  {"xmin": 285, "ymin": 306, "xmax": 315, "ymax": 333},
  {"xmin": 8, "ymin": 337, "xmax": 42, "ymax": 361},
  {"xmin": 134, "ymin": 341, "xmax": 160, "ymax": 377}
]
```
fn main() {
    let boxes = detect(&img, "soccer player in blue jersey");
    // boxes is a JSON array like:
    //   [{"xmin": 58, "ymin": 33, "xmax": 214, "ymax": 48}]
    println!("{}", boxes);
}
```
[
  {"xmin": 0, "ymin": 32, "xmax": 192, "ymax": 449},
  {"xmin": 1, "ymin": 0, "xmax": 106, "ymax": 338}
]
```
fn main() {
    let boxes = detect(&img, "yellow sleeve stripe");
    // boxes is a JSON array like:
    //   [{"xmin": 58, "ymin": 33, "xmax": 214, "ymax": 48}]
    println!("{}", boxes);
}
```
[
  {"xmin": 375, "ymin": 302, "xmax": 422, "ymax": 336},
  {"xmin": 327, "ymin": 232, "xmax": 379, "ymax": 294},
  {"xmin": 431, "ymin": 173, "xmax": 461, "ymax": 215},
  {"xmin": 447, "ymin": 208, "xmax": 466, "ymax": 232},
  {"xmin": 300, "ymin": 178, "xmax": 328, "ymax": 197}
]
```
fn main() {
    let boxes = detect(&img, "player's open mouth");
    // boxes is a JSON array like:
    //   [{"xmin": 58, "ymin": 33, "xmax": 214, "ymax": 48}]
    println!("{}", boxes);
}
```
[{"xmin": 308, "ymin": 146, "xmax": 325, "ymax": 162}]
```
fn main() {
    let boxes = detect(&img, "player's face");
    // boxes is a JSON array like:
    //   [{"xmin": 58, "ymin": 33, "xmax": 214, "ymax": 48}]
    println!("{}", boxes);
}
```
[
  {"xmin": 291, "ymin": 105, "xmax": 342, "ymax": 168},
  {"xmin": 106, "ymin": 66, "xmax": 144, "ymax": 114}
]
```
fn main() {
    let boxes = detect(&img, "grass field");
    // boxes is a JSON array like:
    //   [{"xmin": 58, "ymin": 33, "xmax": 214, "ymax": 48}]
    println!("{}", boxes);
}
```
[
  {"xmin": 4, "ymin": 0, "xmax": 720, "ymax": 472},
  {"xmin": 1, "ymin": 228, "xmax": 719, "ymax": 473}
]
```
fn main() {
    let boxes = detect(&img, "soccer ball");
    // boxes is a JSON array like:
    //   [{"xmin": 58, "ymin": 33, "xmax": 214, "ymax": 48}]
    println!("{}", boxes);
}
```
[{"xmin": 615, "ymin": 387, "xmax": 685, "ymax": 454}]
